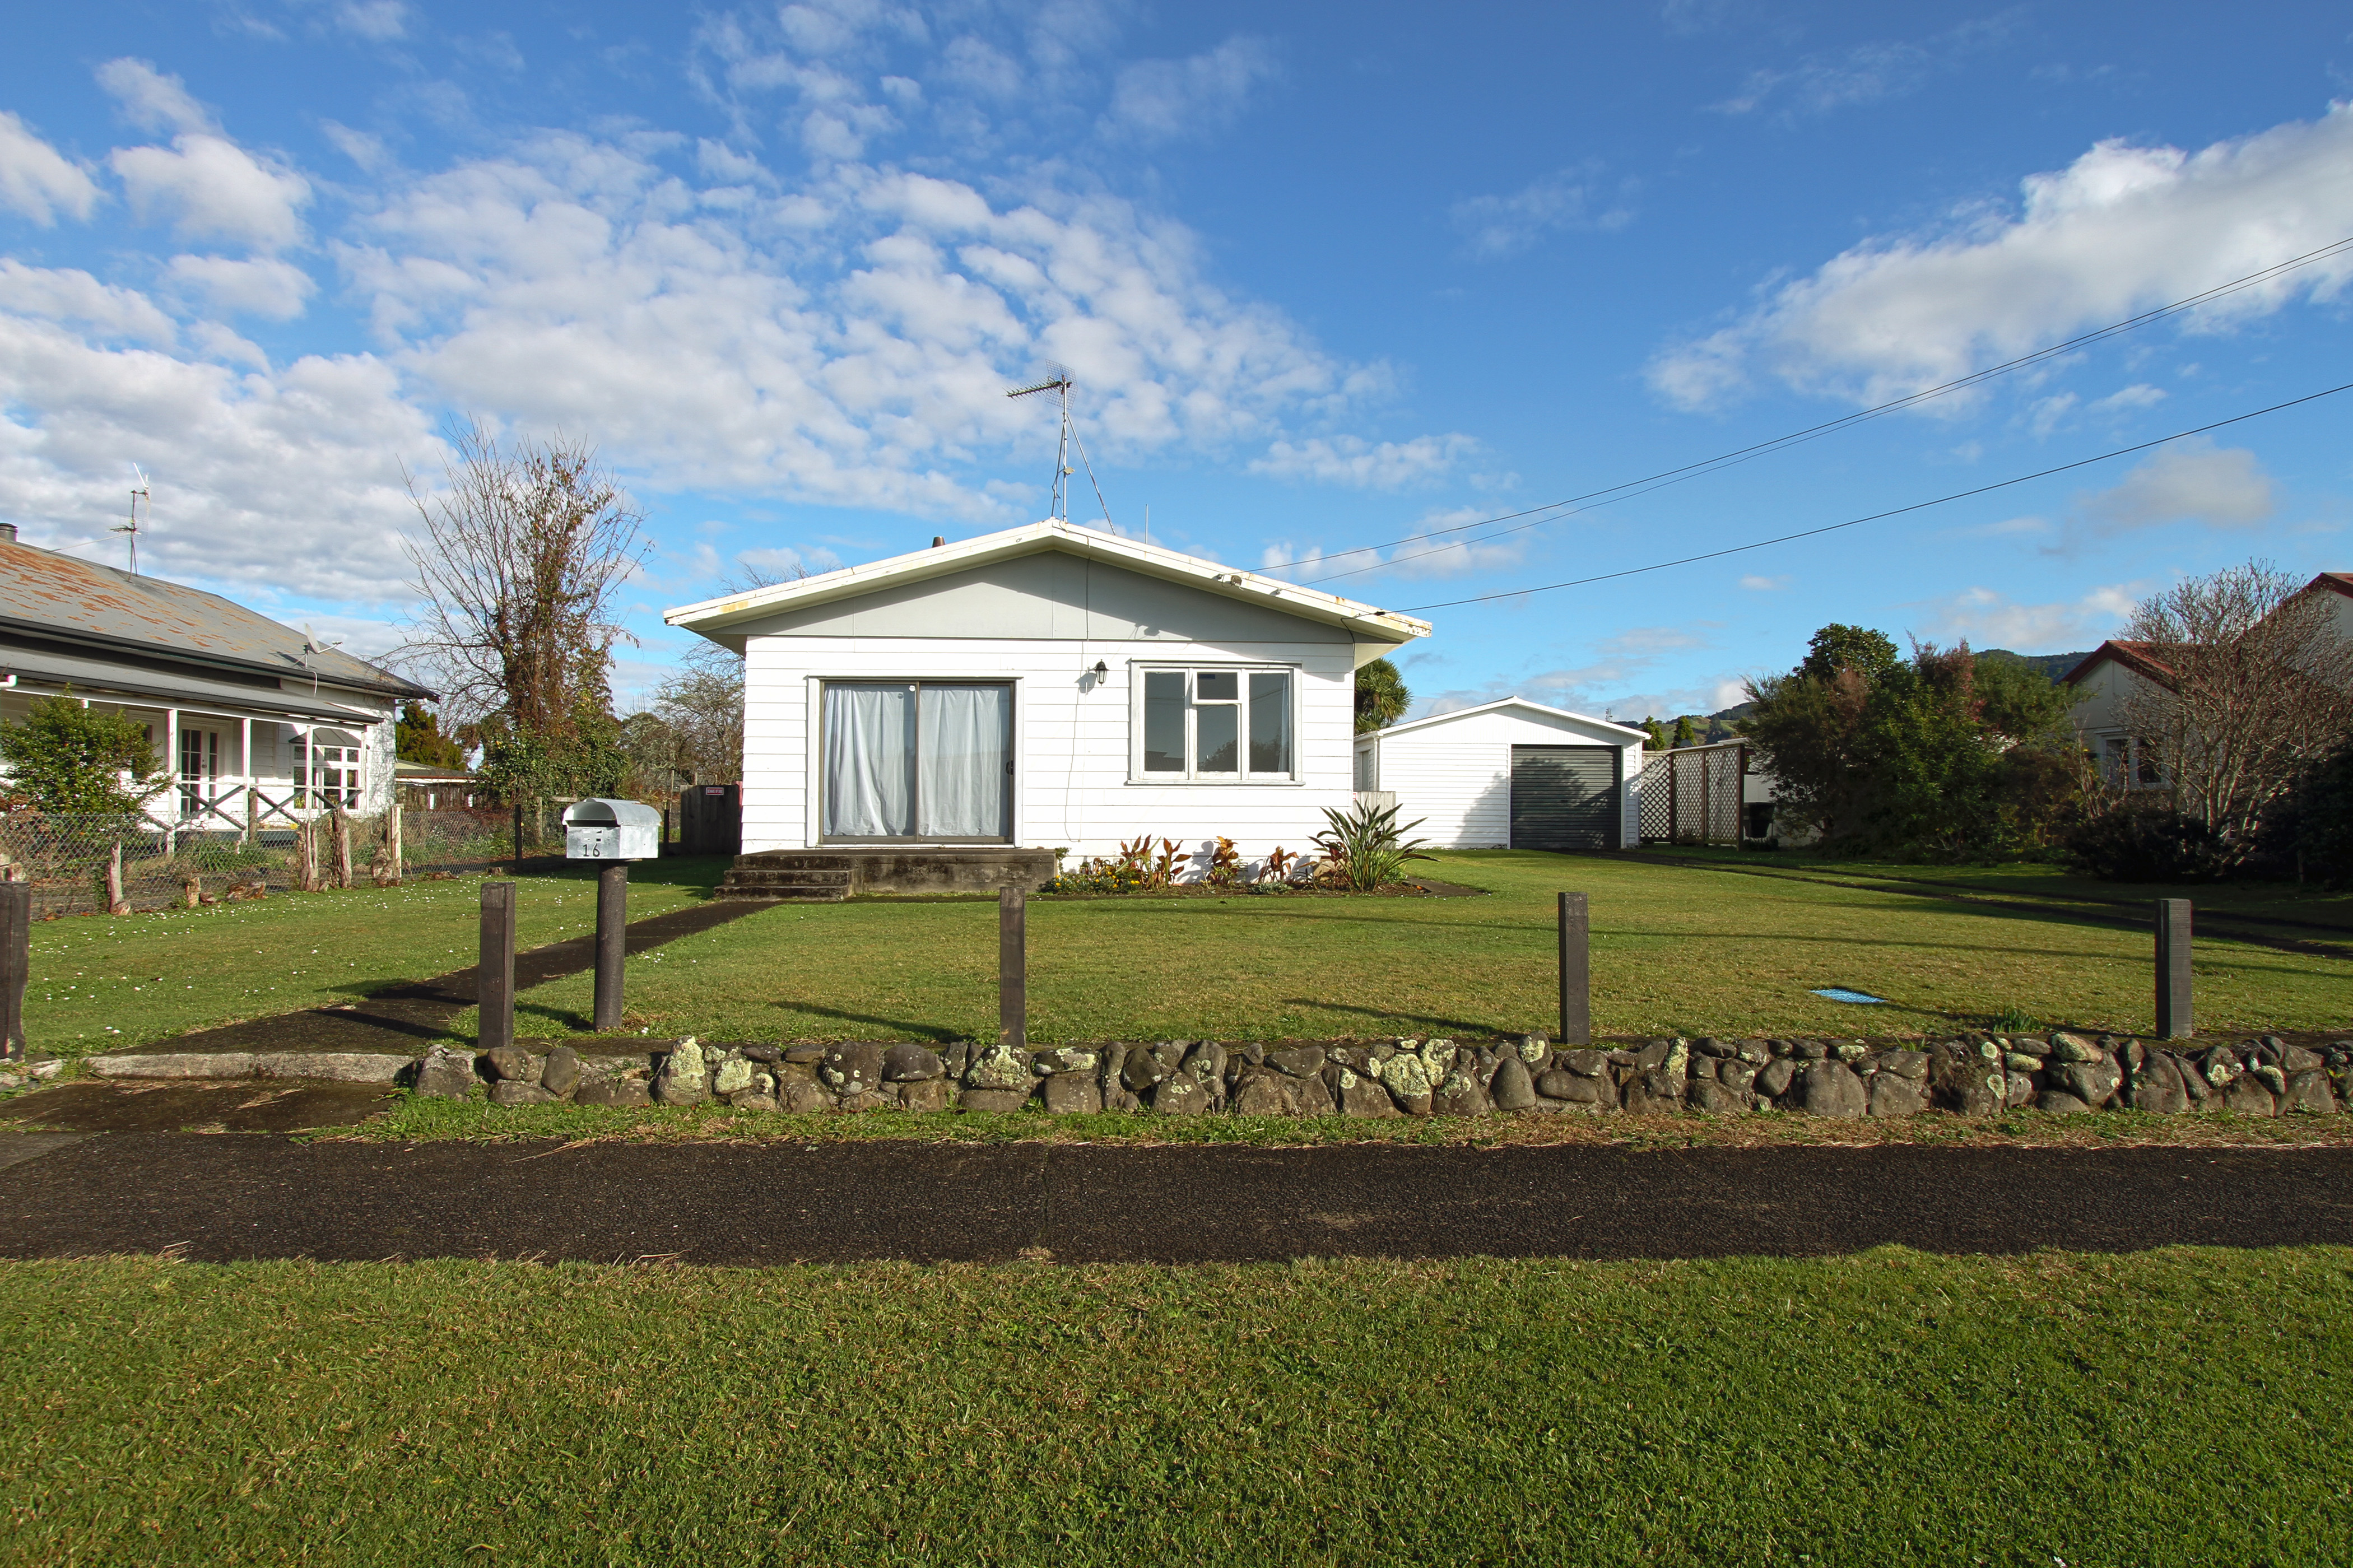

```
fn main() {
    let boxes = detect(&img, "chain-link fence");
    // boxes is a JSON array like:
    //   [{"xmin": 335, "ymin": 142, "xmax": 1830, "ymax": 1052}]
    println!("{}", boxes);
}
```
[
  {"xmin": 0, "ymin": 789, "xmax": 525, "ymax": 916},
  {"xmin": 1637, "ymin": 743, "xmax": 1750, "ymax": 845}
]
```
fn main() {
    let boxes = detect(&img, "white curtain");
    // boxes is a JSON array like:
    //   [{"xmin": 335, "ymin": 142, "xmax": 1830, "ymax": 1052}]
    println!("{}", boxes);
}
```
[
  {"xmin": 823, "ymin": 683, "xmax": 915, "ymax": 836},
  {"xmin": 917, "ymin": 684, "xmax": 1010, "ymax": 838}
]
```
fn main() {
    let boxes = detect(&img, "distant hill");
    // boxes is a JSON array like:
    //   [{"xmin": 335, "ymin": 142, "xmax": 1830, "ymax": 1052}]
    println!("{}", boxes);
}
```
[{"xmin": 1973, "ymin": 648, "xmax": 2095, "ymax": 682}]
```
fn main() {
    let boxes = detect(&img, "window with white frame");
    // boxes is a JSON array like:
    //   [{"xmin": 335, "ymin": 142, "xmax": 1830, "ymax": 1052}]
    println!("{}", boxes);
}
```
[
  {"xmin": 293, "ymin": 728, "xmax": 363, "ymax": 809},
  {"xmin": 1132, "ymin": 666, "xmax": 1295, "ymax": 781},
  {"xmin": 2099, "ymin": 736, "xmax": 2163, "ymax": 789}
]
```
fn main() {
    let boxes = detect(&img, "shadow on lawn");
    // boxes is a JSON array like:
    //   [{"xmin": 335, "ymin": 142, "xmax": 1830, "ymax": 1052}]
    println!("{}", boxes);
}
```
[{"xmin": 778, "ymin": 1001, "xmax": 964, "ymax": 1041}]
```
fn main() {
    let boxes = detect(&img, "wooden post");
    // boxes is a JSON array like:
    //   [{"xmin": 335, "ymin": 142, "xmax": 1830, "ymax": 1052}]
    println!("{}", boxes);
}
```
[
  {"xmin": 331, "ymin": 808, "xmax": 353, "ymax": 889},
  {"xmin": 2155, "ymin": 899, "xmax": 2192, "ymax": 1040},
  {"xmin": 1557, "ymin": 891, "xmax": 1591, "ymax": 1045},
  {"xmin": 593, "ymin": 862, "xmax": 627, "ymax": 1032},
  {"xmin": 389, "ymin": 797, "xmax": 403, "ymax": 885},
  {"xmin": 106, "ymin": 839, "xmax": 126, "ymax": 915},
  {"xmin": 478, "ymin": 881, "xmax": 517, "ymax": 1055},
  {"xmin": 0, "ymin": 880, "xmax": 27, "ymax": 1062},
  {"xmin": 998, "ymin": 886, "xmax": 1026, "ymax": 1049},
  {"xmin": 1667, "ymin": 754, "xmax": 1680, "ymax": 844}
]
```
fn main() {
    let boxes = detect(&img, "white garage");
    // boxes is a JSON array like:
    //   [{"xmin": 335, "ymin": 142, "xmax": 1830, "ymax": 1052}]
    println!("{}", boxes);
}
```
[{"xmin": 1352, "ymin": 698, "xmax": 1645, "ymax": 851}]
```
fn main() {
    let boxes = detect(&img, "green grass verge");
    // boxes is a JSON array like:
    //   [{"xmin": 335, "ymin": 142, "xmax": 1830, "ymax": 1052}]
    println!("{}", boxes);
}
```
[
  {"xmin": 26, "ymin": 857, "xmax": 732, "ymax": 1058},
  {"xmin": 2, "ymin": 1249, "xmax": 2346, "ymax": 1564},
  {"xmin": 1634, "ymin": 843, "xmax": 2353, "ymax": 930},
  {"xmin": 337, "ymin": 1092, "xmax": 2353, "ymax": 1148},
  {"xmin": 486, "ymin": 850, "xmax": 2353, "ymax": 1044}
]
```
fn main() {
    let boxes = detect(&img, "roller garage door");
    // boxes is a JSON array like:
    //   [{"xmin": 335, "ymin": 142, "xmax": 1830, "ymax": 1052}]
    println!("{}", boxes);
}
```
[{"xmin": 1509, "ymin": 745, "xmax": 1621, "ymax": 850}]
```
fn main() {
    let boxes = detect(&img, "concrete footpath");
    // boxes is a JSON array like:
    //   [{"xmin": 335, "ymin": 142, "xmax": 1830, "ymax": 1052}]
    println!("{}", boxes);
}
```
[{"xmin": 1, "ymin": 1132, "xmax": 2347, "ymax": 1265}]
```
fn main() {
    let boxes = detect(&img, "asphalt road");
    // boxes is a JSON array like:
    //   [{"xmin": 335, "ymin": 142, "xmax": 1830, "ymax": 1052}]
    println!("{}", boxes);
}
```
[{"xmin": 2, "ymin": 1132, "xmax": 2347, "ymax": 1264}]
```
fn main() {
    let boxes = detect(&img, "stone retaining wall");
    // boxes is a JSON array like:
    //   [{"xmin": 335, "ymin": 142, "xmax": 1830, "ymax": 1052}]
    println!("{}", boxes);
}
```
[{"xmin": 413, "ymin": 1031, "xmax": 2352, "ymax": 1119}]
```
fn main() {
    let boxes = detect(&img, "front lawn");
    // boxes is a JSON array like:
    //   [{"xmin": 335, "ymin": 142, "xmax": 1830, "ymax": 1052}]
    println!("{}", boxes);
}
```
[
  {"xmin": 2, "ymin": 1248, "xmax": 2346, "ymax": 1565},
  {"xmin": 490, "ymin": 850, "xmax": 2353, "ymax": 1044},
  {"xmin": 24, "ymin": 857, "xmax": 731, "ymax": 1058}
]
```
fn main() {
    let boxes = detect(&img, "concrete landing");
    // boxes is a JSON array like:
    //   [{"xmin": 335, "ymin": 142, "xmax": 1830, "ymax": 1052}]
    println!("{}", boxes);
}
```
[{"xmin": 719, "ymin": 847, "xmax": 1054, "ymax": 901}]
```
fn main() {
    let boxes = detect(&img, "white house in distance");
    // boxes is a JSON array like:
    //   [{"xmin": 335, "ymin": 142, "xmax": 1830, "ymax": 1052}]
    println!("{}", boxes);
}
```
[
  {"xmin": 1353, "ymin": 698, "xmax": 1645, "ymax": 850},
  {"xmin": 2063, "ymin": 571, "xmax": 2353, "ymax": 785},
  {"xmin": 664, "ymin": 520, "xmax": 1430, "ymax": 873},
  {"xmin": 0, "ymin": 525, "xmax": 428, "ymax": 822}
]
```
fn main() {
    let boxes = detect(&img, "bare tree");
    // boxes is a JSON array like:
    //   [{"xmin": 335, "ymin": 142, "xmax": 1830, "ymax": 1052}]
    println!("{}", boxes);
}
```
[
  {"xmin": 401, "ymin": 422, "xmax": 648, "ymax": 735},
  {"xmin": 2118, "ymin": 561, "xmax": 2353, "ymax": 851}
]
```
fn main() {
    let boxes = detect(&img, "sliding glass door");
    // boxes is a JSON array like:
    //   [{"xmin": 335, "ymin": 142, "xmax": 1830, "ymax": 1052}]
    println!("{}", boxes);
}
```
[{"xmin": 821, "ymin": 681, "xmax": 1012, "ymax": 843}]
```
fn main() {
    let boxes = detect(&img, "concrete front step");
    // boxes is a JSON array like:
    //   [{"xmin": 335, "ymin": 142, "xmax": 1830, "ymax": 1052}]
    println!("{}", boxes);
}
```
[
  {"xmin": 716, "ymin": 884, "xmax": 850, "ymax": 902},
  {"xmin": 723, "ymin": 869, "xmax": 853, "ymax": 888}
]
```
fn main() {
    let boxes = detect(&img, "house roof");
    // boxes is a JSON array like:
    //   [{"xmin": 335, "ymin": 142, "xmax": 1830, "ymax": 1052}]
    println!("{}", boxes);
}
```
[
  {"xmin": 664, "ymin": 519, "xmax": 1434, "ymax": 645},
  {"xmin": 0, "ymin": 537, "xmax": 430, "ymax": 701},
  {"xmin": 2307, "ymin": 571, "xmax": 2353, "ymax": 600},
  {"xmin": 2061, "ymin": 639, "xmax": 2177, "ymax": 688},
  {"xmin": 1360, "ymin": 696, "xmax": 1648, "ymax": 743}
]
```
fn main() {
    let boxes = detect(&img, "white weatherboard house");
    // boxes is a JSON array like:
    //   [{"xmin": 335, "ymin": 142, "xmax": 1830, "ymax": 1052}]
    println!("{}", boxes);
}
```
[
  {"xmin": 666, "ymin": 521, "xmax": 1430, "ymax": 873},
  {"xmin": 1353, "ymin": 698, "xmax": 1645, "ymax": 850}
]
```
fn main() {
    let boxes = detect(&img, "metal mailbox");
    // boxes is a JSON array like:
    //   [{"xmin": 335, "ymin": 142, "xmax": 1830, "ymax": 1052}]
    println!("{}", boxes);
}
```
[{"xmin": 562, "ymin": 798, "xmax": 663, "ymax": 862}]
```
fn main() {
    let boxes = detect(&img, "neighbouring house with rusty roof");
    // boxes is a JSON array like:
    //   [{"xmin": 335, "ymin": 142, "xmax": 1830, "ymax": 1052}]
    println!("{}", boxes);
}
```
[
  {"xmin": 2061, "ymin": 571, "xmax": 2353, "ymax": 787},
  {"xmin": 0, "ymin": 524, "xmax": 433, "ymax": 826}
]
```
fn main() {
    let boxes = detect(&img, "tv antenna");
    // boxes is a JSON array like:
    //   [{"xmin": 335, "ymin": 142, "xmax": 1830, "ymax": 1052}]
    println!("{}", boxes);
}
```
[
  {"xmin": 1005, "ymin": 364, "xmax": 1115, "ymax": 528},
  {"xmin": 298, "ymin": 622, "xmax": 345, "ymax": 695},
  {"xmin": 112, "ymin": 466, "xmax": 148, "ymax": 574}
]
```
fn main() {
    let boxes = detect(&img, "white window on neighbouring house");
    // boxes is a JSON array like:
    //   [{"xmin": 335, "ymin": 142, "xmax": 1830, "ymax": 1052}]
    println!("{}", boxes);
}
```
[
  {"xmin": 294, "ymin": 729, "xmax": 363, "ymax": 809},
  {"xmin": 2100, "ymin": 736, "xmax": 2163, "ymax": 789},
  {"xmin": 1133, "ymin": 667, "xmax": 1295, "ymax": 782}
]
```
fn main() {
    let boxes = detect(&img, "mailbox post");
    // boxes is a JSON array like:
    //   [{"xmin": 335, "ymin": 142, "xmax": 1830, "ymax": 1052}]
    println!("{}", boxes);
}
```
[{"xmin": 562, "ymin": 799, "xmax": 664, "ymax": 1032}]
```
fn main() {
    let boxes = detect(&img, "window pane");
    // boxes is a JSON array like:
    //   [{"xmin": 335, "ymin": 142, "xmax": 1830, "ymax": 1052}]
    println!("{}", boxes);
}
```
[
  {"xmin": 1196, "ymin": 670, "xmax": 1238, "ymax": 700},
  {"xmin": 1249, "ymin": 672, "xmax": 1291, "ymax": 774},
  {"xmin": 1143, "ymin": 671, "xmax": 1187, "ymax": 772},
  {"xmin": 916, "ymin": 684, "xmax": 1010, "ymax": 838},
  {"xmin": 822, "ymin": 683, "xmax": 916, "ymax": 835},
  {"xmin": 1197, "ymin": 703, "xmax": 1239, "ymax": 773}
]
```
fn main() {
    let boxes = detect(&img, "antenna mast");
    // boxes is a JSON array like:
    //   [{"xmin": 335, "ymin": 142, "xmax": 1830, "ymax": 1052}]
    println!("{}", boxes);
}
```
[
  {"xmin": 1005, "ymin": 367, "xmax": 1075, "ymax": 522},
  {"xmin": 112, "ymin": 466, "xmax": 148, "ymax": 574},
  {"xmin": 1005, "ymin": 365, "xmax": 1115, "ymax": 529}
]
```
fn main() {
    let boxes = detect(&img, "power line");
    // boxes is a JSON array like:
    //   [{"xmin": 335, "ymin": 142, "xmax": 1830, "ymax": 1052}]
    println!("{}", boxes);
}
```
[
  {"xmin": 1394, "ymin": 378, "xmax": 2353, "ymax": 613},
  {"xmin": 1264, "ymin": 234, "xmax": 2353, "ymax": 584}
]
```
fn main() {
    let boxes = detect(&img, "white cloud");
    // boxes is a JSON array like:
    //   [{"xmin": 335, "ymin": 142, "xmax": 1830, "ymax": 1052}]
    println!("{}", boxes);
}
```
[
  {"xmin": 2076, "ymin": 440, "xmax": 2277, "ymax": 532},
  {"xmin": 1710, "ymin": 14, "xmax": 2016, "ymax": 119},
  {"xmin": 1649, "ymin": 103, "xmax": 2353, "ymax": 410},
  {"xmin": 1918, "ymin": 582, "xmax": 2139, "ymax": 650},
  {"xmin": 110, "ymin": 135, "xmax": 311, "ymax": 251},
  {"xmin": 1248, "ymin": 434, "xmax": 1476, "ymax": 489},
  {"xmin": 327, "ymin": 134, "xmax": 1392, "ymax": 517},
  {"xmin": 0, "ymin": 305, "xmax": 440, "ymax": 603},
  {"xmin": 736, "ymin": 543, "xmax": 844, "ymax": 579},
  {"xmin": 331, "ymin": 1, "xmax": 412, "ymax": 42},
  {"xmin": 0, "ymin": 113, "xmax": 99, "ymax": 225},
  {"xmin": 0, "ymin": 260, "xmax": 178, "ymax": 345},
  {"xmin": 1738, "ymin": 573, "xmax": 1789, "ymax": 590},
  {"xmin": 1450, "ymin": 164, "xmax": 1634, "ymax": 259},
  {"xmin": 165, "ymin": 254, "xmax": 317, "ymax": 319},
  {"xmin": 2090, "ymin": 383, "xmax": 2166, "ymax": 414},
  {"xmin": 95, "ymin": 58, "xmax": 213, "ymax": 135},
  {"xmin": 1103, "ymin": 37, "xmax": 1280, "ymax": 143}
]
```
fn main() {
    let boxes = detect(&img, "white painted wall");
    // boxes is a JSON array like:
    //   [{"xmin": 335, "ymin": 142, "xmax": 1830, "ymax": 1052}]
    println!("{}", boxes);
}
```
[
  {"xmin": 1355, "ymin": 704, "xmax": 1644, "ymax": 849},
  {"xmin": 742, "ymin": 633, "xmax": 1360, "ymax": 866}
]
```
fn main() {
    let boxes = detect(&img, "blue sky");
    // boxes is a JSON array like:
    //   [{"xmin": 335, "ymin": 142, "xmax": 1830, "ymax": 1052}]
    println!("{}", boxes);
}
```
[{"xmin": 2, "ymin": 1, "xmax": 2350, "ymax": 721}]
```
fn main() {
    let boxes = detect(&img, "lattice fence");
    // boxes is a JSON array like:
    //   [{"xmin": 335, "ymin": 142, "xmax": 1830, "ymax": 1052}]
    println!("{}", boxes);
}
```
[{"xmin": 1636, "ymin": 743, "xmax": 1749, "ymax": 845}]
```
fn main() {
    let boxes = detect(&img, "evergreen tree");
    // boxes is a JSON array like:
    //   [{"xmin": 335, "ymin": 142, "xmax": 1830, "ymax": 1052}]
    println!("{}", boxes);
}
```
[
  {"xmin": 0, "ymin": 694, "xmax": 171, "ymax": 813},
  {"xmin": 1354, "ymin": 658, "xmax": 1411, "ymax": 733}
]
